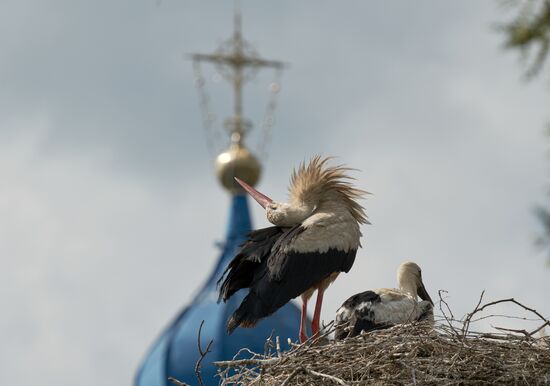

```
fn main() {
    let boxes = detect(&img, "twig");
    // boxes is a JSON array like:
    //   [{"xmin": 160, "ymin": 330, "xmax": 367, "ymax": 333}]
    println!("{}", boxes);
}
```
[
  {"xmin": 307, "ymin": 320, "xmax": 335, "ymax": 345},
  {"xmin": 471, "ymin": 314, "xmax": 541, "ymax": 323},
  {"xmin": 462, "ymin": 290, "xmax": 485, "ymax": 336},
  {"xmin": 280, "ymin": 368, "xmax": 302, "ymax": 386},
  {"xmin": 168, "ymin": 321, "xmax": 213, "ymax": 386},
  {"xmin": 463, "ymin": 294, "xmax": 550, "ymax": 339},
  {"xmin": 168, "ymin": 377, "xmax": 190, "ymax": 386},
  {"xmin": 471, "ymin": 297, "xmax": 547, "ymax": 321},
  {"xmin": 438, "ymin": 290, "xmax": 459, "ymax": 336},
  {"xmin": 305, "ymin": 368, "xmax": 349, "ymax": 385},
  {"xmin": 477, "ymin": 332, "xmax": 525, "ymax": 341},
  {"xmin": 264, "ymin": 329, "xmax": 275, "ymax": 356},
  {"xmin": 195, "ymin": 320, "xmax": 214, "ymax": 386},
  {"xmin": 530, "ymin": 320, "xmax": 550, "ymax": 337},
  {"xmin": 214, "ymin": 357, "xmax": 280, "ymax": 367},
  {"xmin": 232, "ymin": 347, "xmax": 264, "ymax": 360},
  {"xmin": 493, "ymin": 325, "xmax": 532, "ymax": 337}
]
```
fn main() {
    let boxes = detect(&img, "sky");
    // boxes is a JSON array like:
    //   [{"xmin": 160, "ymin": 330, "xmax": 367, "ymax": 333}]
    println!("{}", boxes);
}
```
[{"xmin": 1, "ymin": 1, "xmax": 549, "ymax": 385}]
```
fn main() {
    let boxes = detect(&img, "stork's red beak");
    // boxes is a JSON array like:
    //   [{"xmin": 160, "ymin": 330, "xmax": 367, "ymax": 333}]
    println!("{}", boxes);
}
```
[{"xmin": 234, "ymin": 177, "xmax": 273, "ymax": 209}]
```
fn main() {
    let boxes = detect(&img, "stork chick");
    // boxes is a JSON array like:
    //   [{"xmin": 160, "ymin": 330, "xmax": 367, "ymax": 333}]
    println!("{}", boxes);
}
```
[
  {"xmin": 218, "ymin": 156, "xmax": 368, "ymax": 343},
  {"xmin": 334, "ymin": 261, "xmax": 433, "ymax": 340}
]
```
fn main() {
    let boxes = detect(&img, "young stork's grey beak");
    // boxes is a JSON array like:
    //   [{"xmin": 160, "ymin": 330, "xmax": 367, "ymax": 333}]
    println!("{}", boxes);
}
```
[
  {"xmin": 417, "ymin": 280, "xmax": 434, "ymax": 305},
  {"xmin": 234, "ymin": 177, "xmax": 273, "ymax": 209}
]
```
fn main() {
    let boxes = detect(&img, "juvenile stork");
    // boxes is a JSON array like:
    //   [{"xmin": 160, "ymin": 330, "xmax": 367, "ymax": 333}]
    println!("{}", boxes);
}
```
[
  {"xmin": 334, "ymin": 261, "xmax": 433, "ymax": 340},
  {"xmin": 218, "ymin": 156, "xmax": 368, "ymax": 342}
]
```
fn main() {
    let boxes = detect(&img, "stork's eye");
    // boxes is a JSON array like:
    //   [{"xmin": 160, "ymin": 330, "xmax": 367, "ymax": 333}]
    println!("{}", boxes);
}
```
[{"xmin": 268, "ymin": 203, "xmax": 277, "ymax": 210}]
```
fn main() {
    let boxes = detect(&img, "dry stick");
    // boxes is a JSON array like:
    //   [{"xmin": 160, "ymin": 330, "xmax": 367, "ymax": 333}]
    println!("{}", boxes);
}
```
[
  {"xmin": 437, "ymin": 290, "xmax": 460, "ymax": 337},
  {"xmin": 276, "ymin": 336, "xmax": 282, "ymax": 358},
  {"xmin": 471, "ymin": 314, "xmax": 541, "ymax": 323},
  {"xmin": 195, "ymin": 320, "xmax": 214, "ymax": 386},
  {"xmin": 214, "ymin": 357, "xmax": 280, "ymax": 367},
  {"xmin": 281, "ymin": 322, "xmax": 338, "ymax": 360},
  {"xmin": 464, "ymin": 295, "xmax": 550, "ymax": 338},
  {"xmin": 462, "ymin": 290, "xmax": 486, "ymax": 336},
  {"xmin": 304, "ymin": 320, "xmax": 335, "ymax": 346},
  {"xmin": 231, "ymin": 347, "xmax": 262, "ymax": 360},
  {"xmin": 493, "ymin": 325, "xmax": 533, "ymax": 337},
  {"xmin": 305, "ymin": 368, "xmax": 349, "ymax": 385},
  {"xmin": 493, "ymin": 323, "xmax": 550, "ymax": 338},
  {"xmin": 529, "ymin": 320, "xmax": 550, "ymax": 336},
  {"xmin": 168, "ymin": 377, "xmax": 190, "ymax": 386},
  {"xmin": 473, "ymin": 297, "xmax": 548, "ymax": 322},
  {"xmin": 477, "ymin": 332, "xmax": 524, "ymax": 341},
  {"xmin": 437, "ymin": 290, "xmax": 455, "ymax": 320},
  {"xmin": 280, "ymin": 368, "xmax": 302, "ymax": 386},
  {"xmin": 169, "ymin": 323, "xmax": 215, "ymax": 386},
  {"xmin": 264, "ymin": 329, "xmax": 275, "ymax": 356}
]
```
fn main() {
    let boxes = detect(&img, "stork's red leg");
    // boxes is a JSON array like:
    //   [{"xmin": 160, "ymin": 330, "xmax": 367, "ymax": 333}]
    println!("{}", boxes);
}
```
[
  {"xmin": 299, "ymin": 298, "xmax": 308, "ymax": 343},
  {"xmin": 311, "ymin": 288, "xmax": 325, "ymax": 337}
]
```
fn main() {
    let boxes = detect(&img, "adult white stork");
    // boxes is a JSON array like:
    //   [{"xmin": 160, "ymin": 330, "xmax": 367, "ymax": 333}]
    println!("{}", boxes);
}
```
[
  {"xmin": 218, "ymin": 156, "xmax": 368, "ymax": 343},
  {"xmin": 334, "ymin": 261, "xmax": 433, "ymax": 340}
]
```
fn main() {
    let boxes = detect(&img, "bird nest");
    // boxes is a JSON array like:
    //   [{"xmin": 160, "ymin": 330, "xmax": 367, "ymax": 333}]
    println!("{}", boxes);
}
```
[{"xmin": 213, "ymin": 293, "xmax": 550, "ymax": 386}]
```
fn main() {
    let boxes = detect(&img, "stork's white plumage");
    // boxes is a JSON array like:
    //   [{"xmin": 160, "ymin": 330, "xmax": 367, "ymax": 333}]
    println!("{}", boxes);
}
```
[
  {"xmin": 334, "ymin": 261, "xmax": 433, "ymax": 340},
  {"xmin": 218, "ymin": 156, "xmax": 368, "ymax": 342}
]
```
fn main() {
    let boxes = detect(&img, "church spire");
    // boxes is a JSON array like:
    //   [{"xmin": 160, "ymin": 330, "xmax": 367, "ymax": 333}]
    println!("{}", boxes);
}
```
[{"xmin": 189, "ymin": 6, "xmax": 285, "ymax": 193}]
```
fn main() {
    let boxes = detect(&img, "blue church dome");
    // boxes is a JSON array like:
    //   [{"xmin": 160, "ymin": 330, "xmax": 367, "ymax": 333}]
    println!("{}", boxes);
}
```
[{"xmin": 135, "ymin": 194, "xmax": 306, "ymax": 386}]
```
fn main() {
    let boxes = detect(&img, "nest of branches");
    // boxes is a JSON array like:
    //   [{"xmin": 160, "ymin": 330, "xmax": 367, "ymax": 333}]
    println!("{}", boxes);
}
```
[{"xmin": 213, "ymin": 293, "xmax": 550, "ymax": 386}]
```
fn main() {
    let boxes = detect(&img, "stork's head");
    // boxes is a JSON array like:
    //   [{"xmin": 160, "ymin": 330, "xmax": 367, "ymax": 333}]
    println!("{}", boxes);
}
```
[
  {"xmin": 397, "ymin": 261, "xmax": 433, "ymax": 305},
  {"xmin": 235, "ymin": 156, "xmax": 369, "ymax": 227}
]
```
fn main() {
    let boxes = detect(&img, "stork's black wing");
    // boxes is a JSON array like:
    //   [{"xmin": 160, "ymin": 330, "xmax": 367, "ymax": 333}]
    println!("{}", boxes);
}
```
[
  {"xmin": 226, "ymin": 225, "xmax": 357, "ymax": 333},
  {"xmin": 217, "ymin": 226, "xmax": 284, "ymax": 302}
]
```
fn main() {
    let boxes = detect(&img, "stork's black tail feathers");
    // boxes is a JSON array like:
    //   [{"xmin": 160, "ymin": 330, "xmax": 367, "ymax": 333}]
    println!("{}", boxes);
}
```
[
  {"xmin": 226, "ymin": 282, "xmax": 283, "ymax": 334},
  {"xmin": 225, "ymin": 268, "xmax": 281, "ymax": 334},
  {"xmin": 226, "ymin": 296, "xmax": 258, "ymax": 333},
  {"xmin": 217, "ymin": 226, "xmax": 284, "ymax": 304}
]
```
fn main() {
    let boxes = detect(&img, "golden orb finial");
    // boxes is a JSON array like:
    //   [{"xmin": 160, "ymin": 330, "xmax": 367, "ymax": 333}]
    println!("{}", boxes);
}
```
[{"xmin": 215, "ymin": 142, "xmax": 261, "ymax": 194}]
